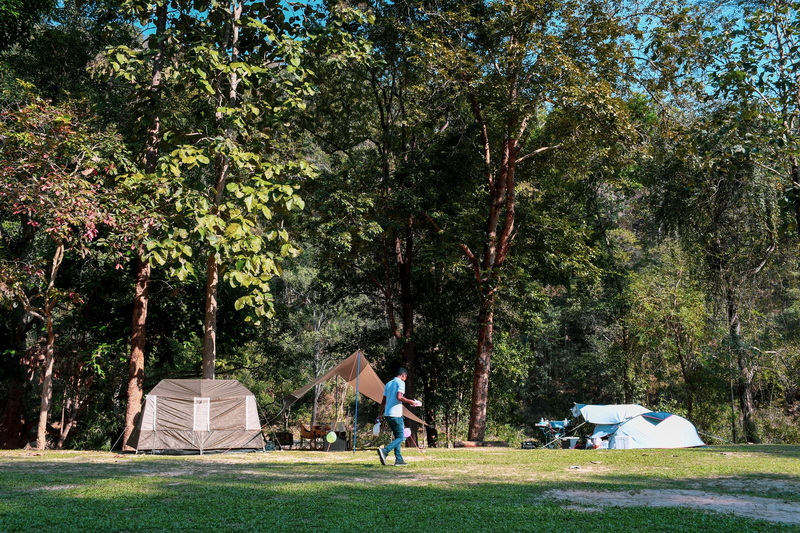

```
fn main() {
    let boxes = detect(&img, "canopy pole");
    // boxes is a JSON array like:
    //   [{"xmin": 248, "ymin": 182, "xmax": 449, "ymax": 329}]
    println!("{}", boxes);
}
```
[{"xmin": 352, "ymin": 350, "xmax": 361, "ymax": 452}]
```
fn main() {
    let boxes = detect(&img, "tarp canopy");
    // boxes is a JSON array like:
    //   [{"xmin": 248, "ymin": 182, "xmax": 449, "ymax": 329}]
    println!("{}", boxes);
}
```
[
  {"xmin": 128, "ymin": 379, "xmax": 264, "ymax": 453},
  {"xmin": 572, "ymin": 403, "xmax": 705, "ymax": 449},
  {"xmin": 284, "ymin": 351, "xmax": 425, "ymax": 425}
]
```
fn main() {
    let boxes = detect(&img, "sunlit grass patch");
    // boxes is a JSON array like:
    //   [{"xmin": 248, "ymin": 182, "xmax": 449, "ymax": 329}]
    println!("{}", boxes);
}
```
[{"xmin": 0, "ymin": 446, "xmax": 798, "ymax": 532}]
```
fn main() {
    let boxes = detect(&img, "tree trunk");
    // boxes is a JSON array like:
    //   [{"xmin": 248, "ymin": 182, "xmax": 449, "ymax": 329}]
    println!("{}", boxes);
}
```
[
  {"xmin": 727, "ymin": 293, "xmax": 760, "ymax": 443},
  {"xmin": 201, "ymin": 3, "xmax": 241, "ymax": 377},
  {"xmin": 738, "ymin": 360, "xmax": 760, "ymax": 443},
  {"xmin": 202, "ymin": 253, "xmax": 219, "ymax": 379},
  {"xmin": 36, "ymin": 240, "xmax": 64, "ymax": 450},
  {"xmin": 791, "ymin": 161, "xmax": 800, "ymax": 237},
  {"xmin": 463, "ymin": 121, "xmax": 518, "ymax": 440},
  {"xmin": 122, "ymin": 2, "xmax": 166, "ymax": 449},
  {"xmin": 310, "ymin": 344, "xmax": 327, "ymax": 427},
  {"xmin": 422, "ymin": 368, "xmax": 438, "ymax": 447},
  {"xmin": 394, "ymin": 223, "xmax": 419, "ymax": 446},
  {"xmin": 676, "ymin": 349, "xmax": 694, "ymax": 421},
  {"xmin": 468, "ymin": 292, "xmax": 494, "ymax": 441},
  {"xmin": 122, "ymin": 255, "xmax": 150, "ymax": 449},
  {"xmin": 398, "ymin": 229, "xmax": 414, "ymax": 377},
  {"xmin": 56, "ymin": 391, "xmax": 83, "ymax": 450},
  {"xmin": 0, "ymin": 300, "xmax": 31, "ymax": 448},
  {"xmin": 35, "ymin": 316, "xmax": 56, "ymax": 450}
]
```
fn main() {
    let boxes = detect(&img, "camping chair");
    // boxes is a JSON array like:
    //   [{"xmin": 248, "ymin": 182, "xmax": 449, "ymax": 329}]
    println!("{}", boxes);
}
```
[
  {"xmin": 299, "ymin": 424, "xmax": 330, "ymax": 450},
  {"xmin": 535, "ymin": 419, "xmax": 568, "ymax": 448},
  {"xmin": 299, "ymin": 424, "xmax": 318, "ymax": 449}
]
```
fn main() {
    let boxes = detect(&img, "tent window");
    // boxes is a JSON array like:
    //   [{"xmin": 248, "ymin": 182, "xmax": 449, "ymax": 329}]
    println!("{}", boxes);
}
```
[
  {"xmin": 245, "ymin": 396, "xmax": 259, "ymax": 430},
  {"xmin": 194, "ymin": 397, "xmax": 210, "ymax": 431}
]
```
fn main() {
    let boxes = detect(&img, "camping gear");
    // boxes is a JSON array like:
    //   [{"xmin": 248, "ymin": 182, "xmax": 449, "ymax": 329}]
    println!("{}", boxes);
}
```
[
  {"xmin": 128, "ymin": 379, "xmax": 265, "ymax": 454},
  {"xmin": 283, "ymin": 350, "xmax": 425, "ymax": 450},
  {"xmin": 325, "ymin": 422, "xmax": 348, "ymax": 451},
  {"xmin": 535, "ymin": 418, "xmax": 571, "ymax": 448},
  {"xmin": 273, "ymin": 430, "xmax": 294, "ymax": 449},
  {"xmin": 299, "ymin": 423, "xmax": 329, "ymax": 449},
  {"xmin": 571, "ymin": 403, "xmax": 705, "ymax": 449},
  {"xmin": 283, "ymin": 350, "xmax": 425, "ymax": 424}
]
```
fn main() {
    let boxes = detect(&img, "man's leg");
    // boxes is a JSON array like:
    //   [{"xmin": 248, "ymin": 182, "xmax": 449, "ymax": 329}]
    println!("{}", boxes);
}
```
[{"xmin": 384, "ymin": 417, "xmax": 405, "ymax": 463}]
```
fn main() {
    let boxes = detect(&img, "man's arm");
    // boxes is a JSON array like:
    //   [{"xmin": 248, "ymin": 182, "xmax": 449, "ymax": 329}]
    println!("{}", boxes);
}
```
[{"xmin": 397, "ymin": 391, "xmax": 421, "ymax": 407}]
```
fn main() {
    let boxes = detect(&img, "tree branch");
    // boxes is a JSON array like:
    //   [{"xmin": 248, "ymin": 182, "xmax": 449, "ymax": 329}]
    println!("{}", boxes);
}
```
[
  {"xmin": 515, "ymin": 144, "xmax": 561, "ymax": 165},
  {"xmin": 460, "ymin": 243, "xmax": 482, "ymax": 284},
  {"xmin": 468, "ymin": 93, "xmax": 493, "ymax": 188}
]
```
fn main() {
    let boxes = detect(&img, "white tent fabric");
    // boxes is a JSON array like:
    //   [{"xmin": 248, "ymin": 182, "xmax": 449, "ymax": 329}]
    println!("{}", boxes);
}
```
[
  {"xmin": 573, "ymin": 403, "xmax": 705, "ymax": 449},
  {"xmin": 608, "ymin": 413, "xmax": 705, "ymax": 449},
  {"xmin": 572, "ymin": 403, "xmax": 650, "ymax": 424}
]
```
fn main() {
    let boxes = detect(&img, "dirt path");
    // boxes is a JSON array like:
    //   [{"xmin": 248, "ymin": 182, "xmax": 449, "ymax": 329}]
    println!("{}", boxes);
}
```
[{"xmin": 546, "ymin": 489, "xmax": 800, "ymax": 524}]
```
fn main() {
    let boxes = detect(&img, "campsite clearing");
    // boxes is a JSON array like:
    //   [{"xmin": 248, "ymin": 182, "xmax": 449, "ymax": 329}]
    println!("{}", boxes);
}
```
[{"xmin": 0, "ymin": 445, "xmax": 798, "ymax": 532}]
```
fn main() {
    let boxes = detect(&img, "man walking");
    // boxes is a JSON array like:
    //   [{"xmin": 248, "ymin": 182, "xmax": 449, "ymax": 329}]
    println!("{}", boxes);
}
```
[{"xmin": 377, "ymin": 368, "xmax": 421, "ymax": 466}]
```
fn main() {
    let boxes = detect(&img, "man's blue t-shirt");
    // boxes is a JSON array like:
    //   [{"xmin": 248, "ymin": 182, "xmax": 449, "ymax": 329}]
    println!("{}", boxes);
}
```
[{"xmin": 383, "ymin": 377, "xmax": 405, "ymax": 417}]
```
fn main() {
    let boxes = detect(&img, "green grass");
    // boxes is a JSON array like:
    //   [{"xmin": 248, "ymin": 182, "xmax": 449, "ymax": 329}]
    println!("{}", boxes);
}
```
[{"xmin": 1, "ymin": 446, "xmax": 799, "ymax": 532}]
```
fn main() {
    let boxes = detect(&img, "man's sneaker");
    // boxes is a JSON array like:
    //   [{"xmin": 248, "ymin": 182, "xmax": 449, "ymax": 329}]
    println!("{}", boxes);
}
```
[
  {"xmin": 376, "ymin": 448, "xmax": 387, "ymax": 466},
  {"xmin": 394, "ymin": 461, "xmax": 409, "ymax": 466}
]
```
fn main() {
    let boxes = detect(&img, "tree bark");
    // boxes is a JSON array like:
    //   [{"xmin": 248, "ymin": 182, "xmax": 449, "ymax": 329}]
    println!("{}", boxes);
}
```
[
  {"xmin": 727, "ymin": 292, "xmax": 760, "ymax": 443},
  {"xmin": 791, "ymin": 161, "xmax": 800, "ymax": 236},
  {"xmin": 202, "ymin": 253, "xmax": 219, "ymax": 379},
  {"xmin": 36, "ymin": 317, "xmax": 56, "ymax": 450},
  {"xmin": 464, "ymin": 126, "xmax": 518, "ymax": 441},
  {"xmin": 468, "ymin": 292, "xmax": 494, "ymax": 440},
  {"xmin": 738, "ymin": 358, "xmax": 760, "ymax": 443},
  {"xmin": 56, "ymin": 380, "xmax": 86, "ymax": 450},
  {"xmin": 421, "ymin": 359, "xmax": 438, "ymax": 447},
  {"xmin": 395, "ymin": 222, "xmax": 418, "ymax": 445},
  {"xmin": 122, "ymin": 254, "xmax": 150, "ymax": 449},
  {"xmin": 397, "ymin": 222, "xmax": 415, "ymax": 386},
  {"xmin": 36, "ymin": 240, "xmax": 64, "ymax": 450},
  {"xmin": 122, "ymin": 2, "xmax": 166, "ymax": 450},
  {"xmin": 0, "ymin": 381, "xmax": 27, "ymax": 448}
]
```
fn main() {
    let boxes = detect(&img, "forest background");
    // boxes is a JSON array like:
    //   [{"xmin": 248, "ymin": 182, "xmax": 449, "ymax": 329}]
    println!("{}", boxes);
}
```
[{"xmin": 1, "ymin": 0, "xmax": 799, "ymax": 451}]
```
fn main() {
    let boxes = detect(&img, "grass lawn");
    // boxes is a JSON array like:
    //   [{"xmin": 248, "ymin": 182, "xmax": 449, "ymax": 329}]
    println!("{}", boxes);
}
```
[{"xmin": 1, "ymin": 445, "xmax": 799, "ymax": 532}]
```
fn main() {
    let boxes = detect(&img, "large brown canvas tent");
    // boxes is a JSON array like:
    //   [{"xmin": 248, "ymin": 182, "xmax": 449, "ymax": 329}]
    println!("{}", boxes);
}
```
[
  {"xmin": 284, "ymin": 350, "xmax": 425, "ymax": 425},
  {"xmin": 129, "ymin": 379, "xmax": 264, "ymax": 454}
]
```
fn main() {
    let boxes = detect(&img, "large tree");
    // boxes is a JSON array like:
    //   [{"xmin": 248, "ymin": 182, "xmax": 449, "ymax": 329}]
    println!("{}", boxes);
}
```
[
  {"xmin": 650, "ymin": 0, "xmax": 800, "ymax": 238},
  {"xmin": 410, "ymin": 0, "xmax": 642, "ymax": 440},
  {"xmin": 0, "ymin": 86, "xmax": 128, "ymax": 449},
  {"xmin": 302, "ymin": 0, "xmax": 465, "ymax": 419},
  {"xmin": 98, "ymin": 0, "xmax": 176, "ymax": 450},
  {"xmin": 708, "ymin": 1, "xmax": 800, "ymax": 238},
  {"xmin": 105, "ymin": 0, "xmax": 316, "ymax": 435},
  {"xmin": 645, "ymin": 106, "xmax": 780, "ymax": 443}
]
